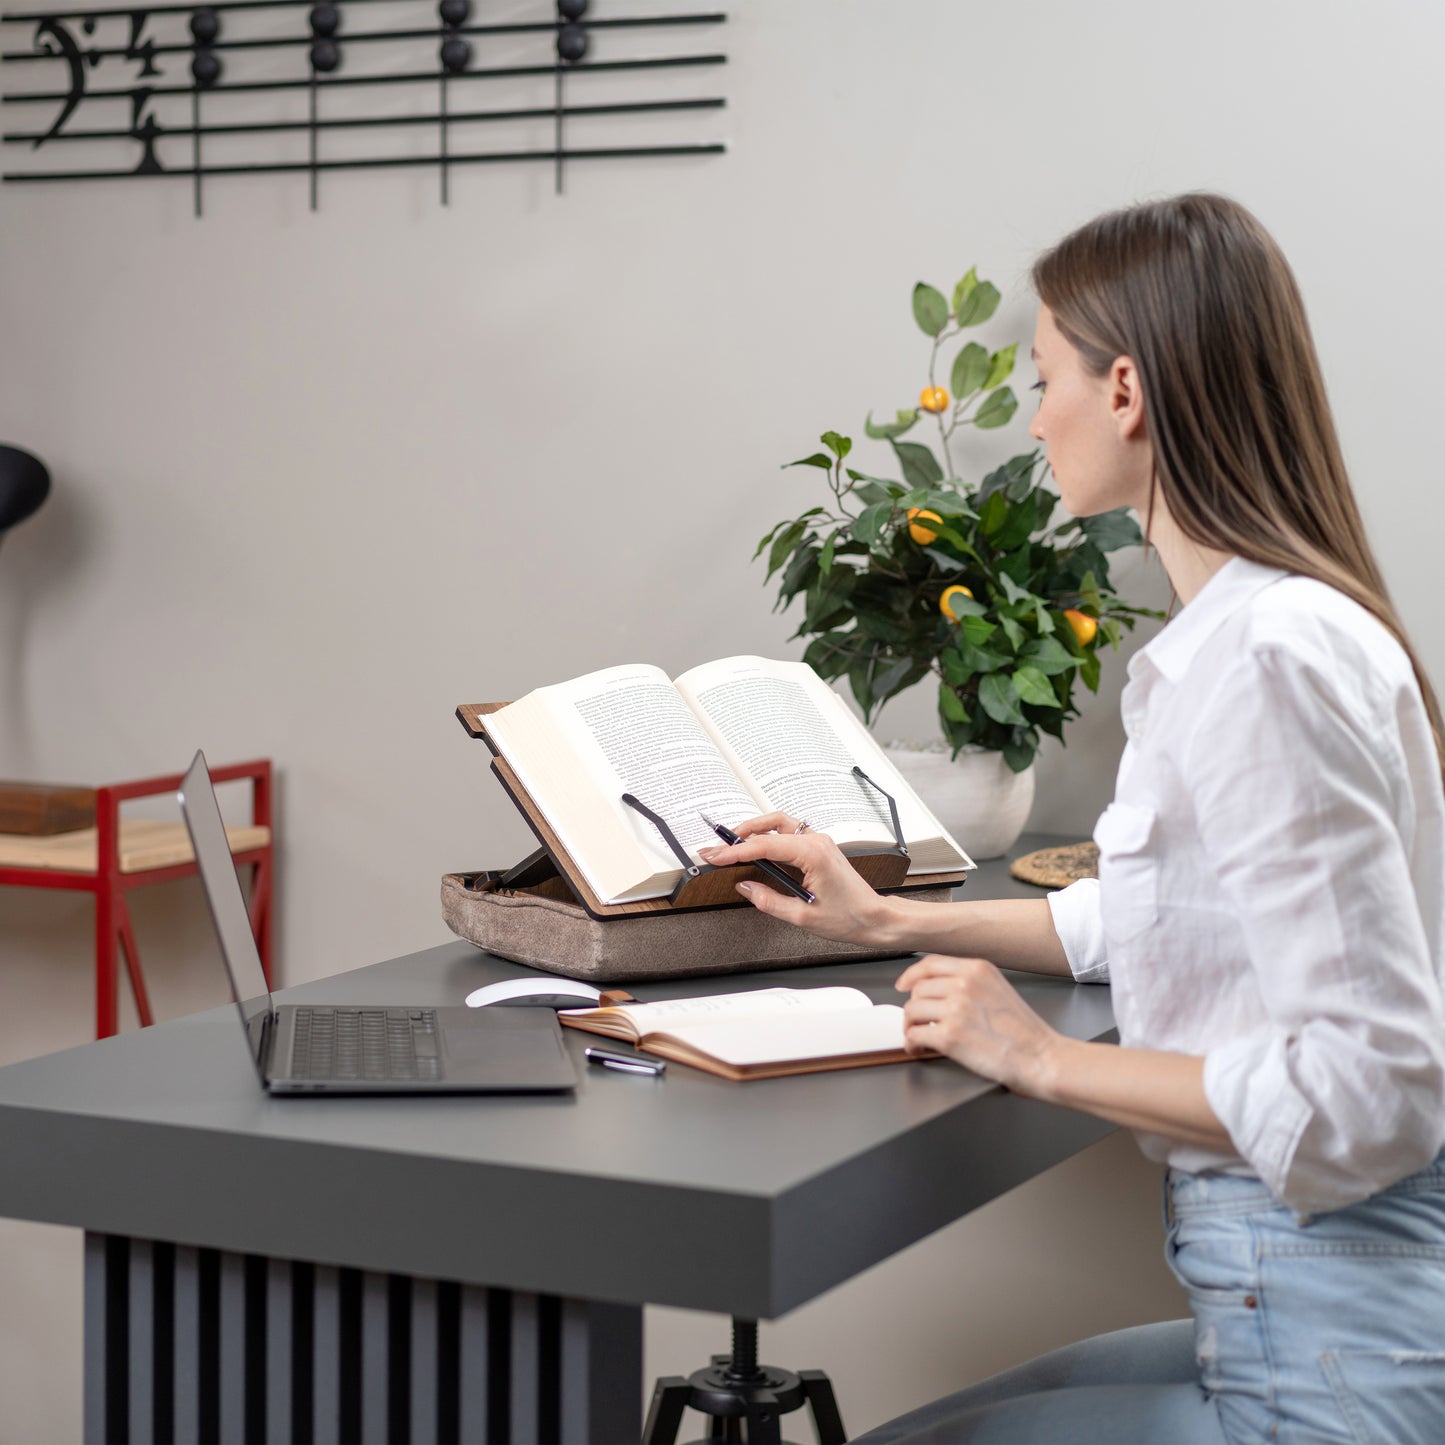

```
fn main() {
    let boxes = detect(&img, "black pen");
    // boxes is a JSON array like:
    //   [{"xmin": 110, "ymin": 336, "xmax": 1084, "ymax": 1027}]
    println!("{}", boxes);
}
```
[
  {"xmin": 585, "ymin": 1046, "xmax": 666, "ymax": 1076},
  {"xmin": 699, "ymin": 813, "xmax": 816, "ymax": 904}
]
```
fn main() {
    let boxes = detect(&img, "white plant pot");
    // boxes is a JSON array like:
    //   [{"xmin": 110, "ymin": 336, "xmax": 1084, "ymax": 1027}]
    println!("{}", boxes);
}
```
[{"xmin": 882, "ymin": 741, "xmax": 1036, "ymax": 861}]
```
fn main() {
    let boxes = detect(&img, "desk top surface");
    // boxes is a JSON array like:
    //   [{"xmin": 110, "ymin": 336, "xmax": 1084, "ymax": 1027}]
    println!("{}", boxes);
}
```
[{"xmin": 0, "ymin": 834, "xmax": 1112, "ymax": 1317}]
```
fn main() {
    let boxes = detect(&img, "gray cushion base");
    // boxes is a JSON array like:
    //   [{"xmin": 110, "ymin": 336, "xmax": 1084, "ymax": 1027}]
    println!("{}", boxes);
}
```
[{"xmin": 440, "ymin": 872, "xmax": 946, "ymax": 983}]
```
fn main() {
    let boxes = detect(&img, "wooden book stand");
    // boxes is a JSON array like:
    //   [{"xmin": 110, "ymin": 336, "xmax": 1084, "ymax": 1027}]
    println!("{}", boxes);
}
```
[{"xmin": 457, "ymin": 704, "xmax": 971, "ymax": 920}]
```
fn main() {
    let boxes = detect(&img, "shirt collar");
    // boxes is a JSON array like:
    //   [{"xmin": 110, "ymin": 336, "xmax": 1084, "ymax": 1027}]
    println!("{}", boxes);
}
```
[{"xmin": 1132, "ymin": 556, "xmax": 1288, "ymax": 686}]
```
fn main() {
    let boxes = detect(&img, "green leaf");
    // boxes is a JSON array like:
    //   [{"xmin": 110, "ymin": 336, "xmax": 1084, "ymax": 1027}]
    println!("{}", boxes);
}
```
[
  {"xmin": 1002, "ymin": 734, "xmax": 1036, "ymax": 773},
  {"xmin": 891, "ymin": 440, "xmax": 944, "ymax": 491},
  {"xmin": 956, "ymin": 278, "xmax": 1002, "ymax": 328},
  {"xmin": 753, "ymin": 519, "xmax": 787, "ymax": 561},
  {"xmin": 912, "ymin": 282, "xmax": 949, "ymax": 337},
  {"xmin": 1079, "ymin": 569, "xmax": 1105, "ymax": 613},
  {"xmin": 1021, "ymin": 636, "xmax": 1076, "ymax": 675},
  {"xmin": 819, "ymin": 534, "xmax": 836, "ymax": 575},
  {"xmin": 974, "ymin": 386, "xmax": 1019, "ymax": 430},
  {"xmin": 766, "ymin": 519, "xmax": 807, "ymax": 580},
  {"xmin": 852, "ymin": 500, "xmax": 895, "ymax": 549},
  {"xmin": 1012, "ymin": 665, "xmax": 1057, "ymax": 708},
  {"xmin": 1033, "ymin": 600, "xmax": 1056, "ymax": 635},
  {"xmin": 864, "ymin": 409, "xmax": 920, "ymax": 440},
  {"xmin": 853, "ymin": 477, "xmax": 898, "ymax": 506},
  {"xmin": 1100, "ymin": 617, "xmax": 1122, "ymax": 649},
  {"xmin": 998, "ymin": 571, "xmax": 1034, "ymax": 605},
  {"xmin": 983, "ymin": 344, "xmax": 1017, "ymax": 391},
  {"xmin": 785, "ymin": 452, "xmax": 834, "ymax": 471},
  {"xmin": 1080, "ymin": 509, "xmax": 1143, "ymax": 551},
  {"xmin": 950, "ymin": 342, "xmax": 990, "ymax": 399},
  {"xmin": 820, "ymin": 431, "xmax": 852, "ymax": 460},
  {"xmin": 978, "ymin": 673, "xmax": 1027, "ymax": 726},
  {"xmin": 779, "ymin": 540, "xmax": 819, "ymax": 601},
  {"xmin": 940, "ymin": 686, "xmax": 968, "ymax": 723},
  {"xmin": 1080, "ymin": 651, "xmax": 1102, "ymax": 693},
  {"xmin": 979, "ymin": 489, "xmax": 1009, "ymax": 538},
  {"xmin": 849, "ymin": 658, "xmax": 875, "ymax": 717},
  {"xmin": 951, "ymin": 267, "xmax": 979, "ymax": 317},
  {"xmin": 960, "ymin": 615, "xmax": 997, "ymax": 648},
  {"xmin": 941, "ymin": 588, "xmax": 987, "ymax": 620},
  {"xmin": 991, "ymin": 492, "xmax": 1039, "ymax": 552},
  {"xmin": 872, "ymin": 657, "xmax": 914, "ymax": 705},
  {"xmin": 979, "ymin": 451, "xmax": 1039, "ymax": 501},
  {"xmin": 962, "ymin": 642, "xmax": 1012, "ymax": 673},
  {"xmin": 999, "ymin": 615, "xmax": 1025, "ymax": 652}
]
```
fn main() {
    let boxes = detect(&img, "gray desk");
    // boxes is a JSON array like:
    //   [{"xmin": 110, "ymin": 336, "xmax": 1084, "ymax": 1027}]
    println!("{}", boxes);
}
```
[{"xmin": 0, "ymin": 835, "xmax": 1113, "ymax": 1444}]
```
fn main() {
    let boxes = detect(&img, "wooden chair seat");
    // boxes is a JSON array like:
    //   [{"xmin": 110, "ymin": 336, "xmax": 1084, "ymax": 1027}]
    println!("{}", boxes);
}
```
[
  {"xmin": 0, "ymin": 760, "xmax": 274, "ymax": 1037},
  {"xmin": 0, "ymin": 819, "xmax": 270, "ymax": 875}
]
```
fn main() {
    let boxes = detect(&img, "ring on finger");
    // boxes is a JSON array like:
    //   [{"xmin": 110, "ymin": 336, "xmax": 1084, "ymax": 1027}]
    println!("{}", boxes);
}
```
[{"xmin": 795, "ymin": 820, "xmax": 810, "ymax": 835}]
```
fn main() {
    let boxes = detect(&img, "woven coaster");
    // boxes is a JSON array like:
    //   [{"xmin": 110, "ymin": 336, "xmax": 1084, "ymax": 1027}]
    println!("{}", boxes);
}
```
[{"xmin": 1009, "ymin": 841, "xmax": 1099, "ymax": 888}]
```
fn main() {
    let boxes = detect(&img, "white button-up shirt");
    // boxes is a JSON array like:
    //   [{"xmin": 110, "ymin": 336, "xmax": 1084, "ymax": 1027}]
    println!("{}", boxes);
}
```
[{"xmin": 1048, "ymin": 558, "xmax": 1445, "ymax": 1214}]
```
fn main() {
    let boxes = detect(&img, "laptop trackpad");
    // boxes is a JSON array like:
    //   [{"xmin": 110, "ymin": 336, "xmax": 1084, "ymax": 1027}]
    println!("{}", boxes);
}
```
[{"xmin": 441, "ymin": 1009, "xmax": 576, "ymax": 1090}]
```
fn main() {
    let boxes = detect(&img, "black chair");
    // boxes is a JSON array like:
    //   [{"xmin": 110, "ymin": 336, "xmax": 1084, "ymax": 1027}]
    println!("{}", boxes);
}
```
[{"xmin": 0, "ymin": 443, "xmax": 49, "ymax": 550}]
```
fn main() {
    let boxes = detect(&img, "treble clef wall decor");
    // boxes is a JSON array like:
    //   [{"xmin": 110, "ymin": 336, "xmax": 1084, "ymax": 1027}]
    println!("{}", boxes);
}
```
[{"xmin": 0, "ymin": 0, "xmax": 727, "ymax": 214}]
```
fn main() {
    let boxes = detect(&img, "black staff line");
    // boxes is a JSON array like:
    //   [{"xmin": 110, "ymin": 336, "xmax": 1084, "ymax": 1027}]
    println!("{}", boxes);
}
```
[
  {"xmin": 2, "ymin": 96, "xmax": 725, "ymax": 145},
  {"xmin": 3, "ymin": 14, "xmax": 724, "ymax": 63},
  {"xmin": 3, "ymin": 140, "xmax": 726, "ymax": 182},
  {"xmin": 2, "ymin": 51, "xmax": 727, "ymax": 105},
  {"xmin": 0, "ymin": 5, "xmax": 725, "ymax": 28}
]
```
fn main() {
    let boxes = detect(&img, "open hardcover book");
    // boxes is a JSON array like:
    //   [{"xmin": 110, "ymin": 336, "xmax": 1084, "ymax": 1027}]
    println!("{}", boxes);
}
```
[
  {"xmin": 483, "ymin": 655, "xmax": 975, "ymax": 906},
  {"xmin": 559, "ymin": 985, "xmax": 933, "ymax": 1081}
]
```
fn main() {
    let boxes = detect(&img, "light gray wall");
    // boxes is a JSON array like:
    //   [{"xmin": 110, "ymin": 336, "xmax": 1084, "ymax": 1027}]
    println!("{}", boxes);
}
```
[{"xmin": 3, "ymin": 1, "xmax": 1441, "ymax": 1439}]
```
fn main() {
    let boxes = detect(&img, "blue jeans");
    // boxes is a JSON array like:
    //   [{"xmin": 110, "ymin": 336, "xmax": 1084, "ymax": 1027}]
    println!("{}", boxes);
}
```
[{"xmin": 852, "ymin": 1151, "xmax": 1445, "ymax": 1444}]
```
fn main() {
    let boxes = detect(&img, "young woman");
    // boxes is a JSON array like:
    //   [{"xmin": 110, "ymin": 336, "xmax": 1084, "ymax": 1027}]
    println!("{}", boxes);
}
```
[{"xmin": 700, "ymin": 193, "xmax": 1445, "ymax": 1443}]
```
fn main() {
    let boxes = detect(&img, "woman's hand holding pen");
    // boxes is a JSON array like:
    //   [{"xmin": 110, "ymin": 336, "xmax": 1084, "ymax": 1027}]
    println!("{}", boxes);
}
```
[
  {"xmin": 697, "ymin": 812, "xmax": 899, "ymax": 946},
  {"xmin": 897, "ymin": 954, "xmax": 1060, "ymax": 1095}
]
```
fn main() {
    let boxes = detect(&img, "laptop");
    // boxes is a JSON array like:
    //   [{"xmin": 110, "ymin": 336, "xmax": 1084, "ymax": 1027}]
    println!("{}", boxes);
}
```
[{"xmin": 177, "ymin": 750, "xmax": 577, "ymax": 1095}]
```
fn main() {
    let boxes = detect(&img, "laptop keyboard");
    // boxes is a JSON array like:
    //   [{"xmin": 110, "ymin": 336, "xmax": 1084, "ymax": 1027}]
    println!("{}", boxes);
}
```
[{"xmin": 288, "ymin": 1008, "xmax": 441, "ymax": 1082}]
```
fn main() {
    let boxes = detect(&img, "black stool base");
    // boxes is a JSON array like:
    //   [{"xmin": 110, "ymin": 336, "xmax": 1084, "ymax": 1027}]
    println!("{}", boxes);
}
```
[{"xmin": 644, "ymin": 1352, "xmax": 847, "ymax": 1444}]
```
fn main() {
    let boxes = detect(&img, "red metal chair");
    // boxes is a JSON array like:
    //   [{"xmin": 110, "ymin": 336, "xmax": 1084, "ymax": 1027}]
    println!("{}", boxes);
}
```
[{"xmin": 0, "ymin": 760, "xmax": 274, "ymax": 1038}]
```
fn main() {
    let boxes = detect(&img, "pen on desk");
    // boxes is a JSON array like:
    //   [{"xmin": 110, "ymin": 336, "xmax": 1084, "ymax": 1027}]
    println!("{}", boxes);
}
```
[
  {"xmin": 698, "ymin": 813, "xmax": 816, "ymax": 904},
  {"xmin": 585, "ymin": 1046, "xmax": 666, "ymax": 1076}
]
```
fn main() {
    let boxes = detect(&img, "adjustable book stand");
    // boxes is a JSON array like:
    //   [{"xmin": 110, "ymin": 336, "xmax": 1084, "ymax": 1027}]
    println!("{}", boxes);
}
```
[{"xmin": 456, "ymin": 703, "xmax": 969, "ymax": 918}]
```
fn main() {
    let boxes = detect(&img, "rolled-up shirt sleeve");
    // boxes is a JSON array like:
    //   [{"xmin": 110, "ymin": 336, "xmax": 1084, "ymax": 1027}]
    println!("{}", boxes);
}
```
[
  {"xmin": 1186, "ymin": 646, "xmax": 1445, "ymax": 1214},
  {"xmin": 1047, "ymin": 878, "xmax": 1110, "ymax": 983}
]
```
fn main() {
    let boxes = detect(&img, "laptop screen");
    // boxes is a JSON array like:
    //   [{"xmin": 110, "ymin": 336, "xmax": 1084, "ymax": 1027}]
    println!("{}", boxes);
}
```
[{"xmin": 177, "ymin": 750, "xmax": 271, "ymax": 1078}]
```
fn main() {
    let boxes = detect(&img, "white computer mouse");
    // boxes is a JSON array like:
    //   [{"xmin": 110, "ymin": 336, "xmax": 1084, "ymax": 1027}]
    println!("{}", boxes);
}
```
[{"xmin": 465, "ymin": 977, "xmax": 605, "ymax": 1010}]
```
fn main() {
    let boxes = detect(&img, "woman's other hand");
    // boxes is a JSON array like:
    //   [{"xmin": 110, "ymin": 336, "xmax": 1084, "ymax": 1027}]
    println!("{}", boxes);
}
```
[
  {"xmin": 698, "ymin": 813, "xmax": 898, "ymax": 946},
  {"xmin": 896, "ymin": 953, "xmax": 1060, "ymax": 1094}
]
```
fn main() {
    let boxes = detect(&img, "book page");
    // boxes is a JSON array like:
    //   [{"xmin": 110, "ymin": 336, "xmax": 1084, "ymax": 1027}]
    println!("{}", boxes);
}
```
[
  {"xmin": 674, "ymin": 657, "xmax": 973, "ymax": 872},
  {"xmin": 656, "ymin": 1004, "xmax": 910, "ymax": 1068},
  {"xmin": 573, "ymin": 985, "xmax": 874, "ymax": 1038},
  {"xmin": 485, "ymin": 664, "xmax": 764, "ymax": 903}
]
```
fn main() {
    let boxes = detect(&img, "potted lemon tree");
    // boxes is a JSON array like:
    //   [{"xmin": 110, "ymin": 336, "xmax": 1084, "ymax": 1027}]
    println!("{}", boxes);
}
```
[{"xmin": 755, "ymin": 269, "xmax": 1157, "ymax": 855}]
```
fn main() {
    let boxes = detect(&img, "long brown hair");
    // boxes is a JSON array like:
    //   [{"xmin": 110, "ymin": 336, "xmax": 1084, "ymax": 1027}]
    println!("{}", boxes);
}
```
[{"xmin": 1032, "ymin": 192, "xmax": 1445, "ymax": 778}]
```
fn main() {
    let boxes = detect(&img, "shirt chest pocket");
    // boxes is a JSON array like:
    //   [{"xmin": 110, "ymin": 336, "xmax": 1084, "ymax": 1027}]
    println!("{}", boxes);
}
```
[{"xmin": 1094, "ymin": 802, "xmax": 1160, "ymax": 946}]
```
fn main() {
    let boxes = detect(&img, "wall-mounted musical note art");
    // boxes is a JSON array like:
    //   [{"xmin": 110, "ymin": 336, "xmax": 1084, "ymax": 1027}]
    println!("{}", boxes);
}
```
[{"xmin": 1, "ymin": 2, "xmax": 728, "ymax": 215}]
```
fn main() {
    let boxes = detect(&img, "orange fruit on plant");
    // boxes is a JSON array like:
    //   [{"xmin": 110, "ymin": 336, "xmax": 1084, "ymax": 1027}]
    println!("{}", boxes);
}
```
[
  {"xmin": 907, "ymin": 507, "xmax": 942, "ymax": 544},
  {"xmin": 918, "ymin": 386, "xmax": 949, "ymax": 413},
  {"xmin": 1064, "ymin": 609, "xmax": 1098, "ymax": 645},
  {"xmin": 939, "ymin": 584, "xmax": 975, "ymax": 619}
]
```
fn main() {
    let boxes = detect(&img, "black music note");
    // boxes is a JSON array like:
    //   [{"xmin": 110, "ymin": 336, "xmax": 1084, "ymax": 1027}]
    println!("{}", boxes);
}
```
[
  {"xmin": 554, "ymin": 0, "xmax": 589, "ymax": 194},
  {"xmin": 557, "ymin": 0, "xmax": 590, "ymax": 63},
  {"xmin": 437, "ymin": 0, "xmax": 471, "ymax": 205},
  {"xmin": 307, "ymin": 3, "xmax": 343, "ymax": 211},
  {"xmin": 126, "ymin": 87, "xmax": 165, "ymax": 172},
  {"xmin": 188, "ymin": 8, "xmax": 222, "ymax": 216},
  {"xmin": 132, "ymin": 112, "xmax": 164, "ymax": 174},
  {"xmin": 124, "ymin": 11, "xmax": 160, "ymax": 79},
  {"xmin": 30, "ymin": 18, "xmax": 102, "ymax": 149}
]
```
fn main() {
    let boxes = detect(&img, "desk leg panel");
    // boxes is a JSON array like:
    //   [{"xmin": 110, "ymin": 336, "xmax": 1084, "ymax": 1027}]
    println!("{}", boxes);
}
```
[{"xmin": 84, "ymin": 1233, "xmax": 642, "ymax": 1444}]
